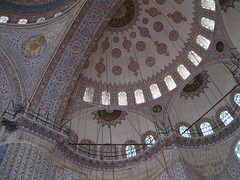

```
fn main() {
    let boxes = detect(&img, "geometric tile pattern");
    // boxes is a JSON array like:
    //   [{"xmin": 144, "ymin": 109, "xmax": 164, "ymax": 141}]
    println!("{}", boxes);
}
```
[
  {"xmin": 172, "ymin": 162, "xmax": 189, "ymax": 180},
  {"xmin": 0, "ymin": 64, "xmax": 12, "ymax": 111},
  {"xmin": 227, "ymin": 158, "xmax": 240, "ymax": 180},
  {"xmin": 55, "ymin": 168, "xmax": 86, "ymax": 180},
  {"xmin": 0, "ymin": 47, "xmax": 22, "ymax": 105},
  {"xmin": 155, "ymin": 171, "xmax": 171, "ymax": 180},
  {"xmin": 0, "ymin": 143, "xmax": 52, "ymax": 180},
  {"xmin": 171, "ymin": 147, "xmax": 180, "ymax": 163},
  {"xmin": 220, "ymin": 173, "xmax": 229, "ymax": 180}
]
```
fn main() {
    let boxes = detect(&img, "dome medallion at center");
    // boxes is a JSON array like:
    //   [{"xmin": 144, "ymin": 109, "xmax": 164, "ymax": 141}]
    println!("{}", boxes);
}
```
[
  {"xmin": 92, "ymin": 110, "xmax": 127, "ymax": 127},
  {"xmin": 107, "ymin": 0, "xmax": 140, "ymax": 32}
]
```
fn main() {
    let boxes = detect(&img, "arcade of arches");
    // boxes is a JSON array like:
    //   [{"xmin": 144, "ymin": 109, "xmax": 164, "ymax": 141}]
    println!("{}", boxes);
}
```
[{"xmin": 0, "ymin": 0, "xmax": 240, "ymax": 179}]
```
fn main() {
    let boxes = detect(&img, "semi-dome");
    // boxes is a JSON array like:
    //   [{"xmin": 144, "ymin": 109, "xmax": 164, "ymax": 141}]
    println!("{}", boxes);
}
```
[{"xmin": 0, "ymin": 0, "xmax": 81, "ymax": 23}]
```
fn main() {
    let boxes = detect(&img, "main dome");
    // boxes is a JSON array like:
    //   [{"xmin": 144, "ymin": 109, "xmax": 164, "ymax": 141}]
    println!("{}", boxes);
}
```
[{"xmin": 81, "ymin": 0, "xmax": 195, "ymax": 87}]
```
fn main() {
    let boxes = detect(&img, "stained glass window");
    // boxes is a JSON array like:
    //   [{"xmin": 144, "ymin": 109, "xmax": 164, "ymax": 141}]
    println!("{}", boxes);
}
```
[
  {"xmin": 118, "ymin": 92, "xmax": 128, "ymax": 106},
  {"xmin": 201, "ymin": 17, "xmax": 215, "ymax": 31},
  {"xmin": 179, "ymin": 126, "xmax": 191, "ymax": 137},
  {"xmin": 0, "ymin": 16, "xmax": 9, "ymax": 23},
  {"xmin": 150, "ymin": 84, "xmax": 161, "ymax": 99},
  {"xmin": 54, "ymin": 12, "xmax": 63, "ymax": 17},
  {"xmin": 83, "ymin": 87, "xmax": 94, "ymax": 103},
  {"xmin": 126, "ymin": 145, "xmax": 136, "ymax": 158},
  {"xmin": 145, "ymin": 135, "xmax": 155, "ymax": 147},
  {"xmin": 188, "ymin": 51, "xmax": 202, "ymax": 66},
  {"xmin": 200, "ymin": 122, "xmax": 214, "ymax": 136},
  {"xmin": 234, "ymin": 93, "xmax": 240, "ymax": 106},
  {"xmin": 102, "ymin": 91, "xmax": 110, "ymax": 105},
  {"xmin": 201, "ymin": 0, "xmax": 216, "ymax": 11},
  {"xmin": 196, "ymin": 35, "xmax": 211, "ymax": 50},
  {"xmin": 177, "ymin": 65, "xmax": 190, "ymax": 80},
  {"xmin": 134, "ymin": 89, "xmax": 145, "ymax": 104},
  {"xmin": 235, "ymin": 140, "xmax": 240, "ymax": 160},
  {"xmin": 36, "ymin": 17, "xmax": 45, "ymax": 23},
  {"xmin": 164, "ymin": 75, "xmax": 177, "ymax": 91},
  {"xmin": 220, "ymin": 111, "xmax": 233, "ymax": 126},
  {"xmin": 18, "ymin": 19, "xmax": 28, "ymax": 24}
]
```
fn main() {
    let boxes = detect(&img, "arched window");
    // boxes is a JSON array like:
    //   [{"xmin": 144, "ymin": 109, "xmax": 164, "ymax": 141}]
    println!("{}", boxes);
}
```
[
  {"xmin": 177, "ymin": 65, "xmax": 190, "ymax": 80},
  {"xmin": 126, "ymin": 145, "xmax": 136, "ymax": 158},
  {"xmin": 201, "ymin": 0, "xmax": 216, "ymax": 11},
  {"xmin": 54, "ymin": 12, "xmax": 63, "ymax": 17},
  {"xmin": 235, "ymin": 140, "xmax": 240, "ymax": 160},
  {"xmin": 36, "ymin": 17, "xmax": 45, "ymax": 23},
  {"xmin": 83, "ymin": 87, "xmax": 94, "ymax": 103},
  {"xmin": 179, "ymin": 126, "xmax": 191, "ymax": 137},
  {"xmin": 102, "ymin": 91, "xmax": 110, "ymax": 105},
  {"xmin": 234, "ymin": 93, "xmax": 240, "ymax": 106},
  {"xmin": 150, "ymin": 84, "xmax": 161, "ymax": 99},
  {"xmin": 118, "ymin": 92, "xmax": 128, "ymax": 106},
  {"xmin": 188, "ymin": 51, "xmax": 202, "ymax": 66},
  {"xmin": 196, "ymin": 35, "xmax": 211, "ymax": 50},
  {"xmin": 145, "ymin": 135, "xmax": 155, "ymax": 147},
  {"xmin": 0, "ymin": 16, "xmax": 9, "ymax": 23},
  {"xmin": 134, "ymin": 89, "xmax": 145, "ymax": 104},
  {"xmin": 201, "ymin": 17, "xmax": 215, "ymax": 31},
  {"xmin": 164, "ymin": 75, "xmax": 177, "ymax": 91},
  {"xmin": 18, "ymin": 19, "xmax": 28, "ymax": 24},
  {"xmin": 200, "ymin": 122, "xmax": 214, "ymax": 136},
  {"xmin": 220, "ymin": 111, "xmax": 233, "ymax": 126}
]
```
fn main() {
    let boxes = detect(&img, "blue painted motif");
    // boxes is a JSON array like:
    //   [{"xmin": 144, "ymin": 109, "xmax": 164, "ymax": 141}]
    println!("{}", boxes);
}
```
[
  {"xmin": 49, "ymin": 88, "xmax": 60, "ymax": 99},
  {"xmin": 80, "ymin": 27, "xmax": 91, "ymax": 38},
  {"xmin": 0, "ymin": 144, "xmax": 8, "ymax": 167},
  {"xmin": 63, "ymin": 58, "xmax": 75, "ymax": 68},
  {"xmin": 99, "ymin": 0, "xmax": 111, "ymax": 8}
]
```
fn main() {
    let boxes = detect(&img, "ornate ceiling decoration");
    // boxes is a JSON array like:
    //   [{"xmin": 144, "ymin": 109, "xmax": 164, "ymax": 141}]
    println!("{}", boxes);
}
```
[
  {"xmin": 28, "ymin": 0, "xmax": 219, "ymax": 123},
  {"xmin": 29, "ymin": 0, "xmax": 123, "ymax": 119},
  {"xmin": 107, "ymin": 0, "xmax": 140, "ymax": 32},
  {"xmin": 180, "ymin": 71, "xmax": 210, "ymax": 99},
  {"xmin": 80, "ymin": 0, "xmax": 197, "ymax": 94},
  {"xmin": 21, "ymin": 36, "xmax": 47, "ymax": 58},
  {"xmin": 219, "ymin": 0, "xmax": 239, "ymax": 12},
  {"xmin": 0, "ymin": 0, "xmax": 79, "ymax": 23},
  {"xmin": 92, "ymin": 110, "xmax": 127, "ymax": 127},
  {"xmin": 7, "ymin": 0, "xmax": 56, "ymax": 5}
]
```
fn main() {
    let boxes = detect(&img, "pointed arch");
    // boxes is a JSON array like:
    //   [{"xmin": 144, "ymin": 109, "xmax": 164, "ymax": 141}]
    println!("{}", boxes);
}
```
[
  {"xmin": 102, "ymin": 91, "xmax": 110, "ymax": 105},
  {"xmin": 118, "ymin": 92, "xmax": 128, "ymax": 106}
]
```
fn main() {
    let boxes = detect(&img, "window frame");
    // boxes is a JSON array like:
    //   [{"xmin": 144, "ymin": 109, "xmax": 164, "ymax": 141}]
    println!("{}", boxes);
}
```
[
  {"xmin": 126, "ymin": 145, "xmax": 137, "ymax": 158},
  {"xmin": 200, "ymin": 122, "xmax": 214, "ymax": 136}
]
